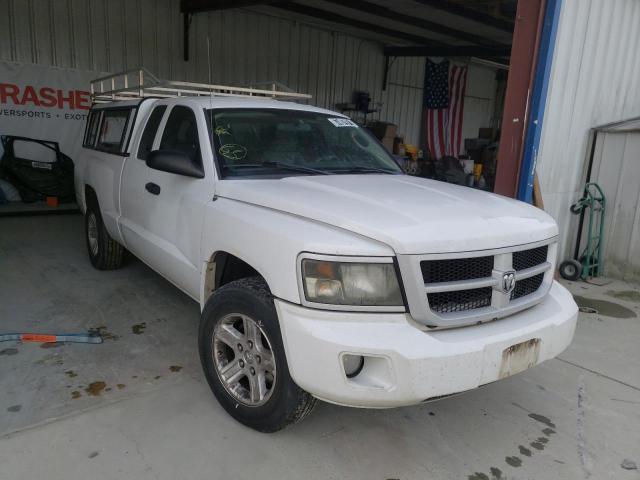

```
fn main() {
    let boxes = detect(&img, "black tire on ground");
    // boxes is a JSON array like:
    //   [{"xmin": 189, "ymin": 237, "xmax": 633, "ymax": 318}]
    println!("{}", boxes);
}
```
[
  {"xmin": 84, "ymin": 201, "xmax": 125, "ymax": 270},
  {"xmin": 559, "ymin": 259, "xmax": 582, "ymax": 281},
  {"xmin": 199, "ymin": 276, "xmax": 317, "ymax": 432}
]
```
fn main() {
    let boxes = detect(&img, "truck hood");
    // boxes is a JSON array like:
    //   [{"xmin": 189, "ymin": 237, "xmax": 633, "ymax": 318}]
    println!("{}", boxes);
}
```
[{"xmin": 216, "ymin": 175, "xmax": 558, "ymax": 255}]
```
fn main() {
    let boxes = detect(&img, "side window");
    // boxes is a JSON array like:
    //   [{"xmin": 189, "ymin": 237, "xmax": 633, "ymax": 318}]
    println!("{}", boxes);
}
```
[
  {"xmin": 137, "ymin": 105, "xmax": 167, "ymax": 160},
  {"xmin": 159, "ymin": 106, "xmax": 200, "ymax": 162},
  {"xmin": 96, "ymin": 109, "xmax": 130, "ymax": 153},
  {"xmin": 84, "ymin": 111, "xmax": 101, "ymax": 147}
]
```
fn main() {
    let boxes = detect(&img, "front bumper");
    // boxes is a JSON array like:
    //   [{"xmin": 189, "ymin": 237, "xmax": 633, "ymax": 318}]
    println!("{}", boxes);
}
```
[{"xmin": 276, "ymin": 280, "xmax": 578, "ymax": 408}]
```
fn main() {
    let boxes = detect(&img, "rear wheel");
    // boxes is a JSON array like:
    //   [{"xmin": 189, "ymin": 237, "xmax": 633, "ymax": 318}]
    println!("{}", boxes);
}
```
[
  {"xmin": 199, "ymin": 277, "xmax": 317, "ymax": 432},
  {"xmin": 85, "ymin": 203, "xmax": 124, "ymax": 270}
]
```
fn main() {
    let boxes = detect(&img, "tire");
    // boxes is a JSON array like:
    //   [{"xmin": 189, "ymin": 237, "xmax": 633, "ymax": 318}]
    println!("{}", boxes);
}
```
[
  {"xmin": 85, "ymin": 201, "xmax": 124, "ymax": 270},
  {"xmin": 199, "ymin": 276, "xmax": 317, "ymax": 432},
  {"xmin": 559, "ymin": 259, "xmax": 582, "ymax": 281}
]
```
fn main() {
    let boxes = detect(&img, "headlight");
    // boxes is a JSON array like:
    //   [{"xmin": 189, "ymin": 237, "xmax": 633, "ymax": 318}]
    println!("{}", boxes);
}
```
[{"xmin": 300, "ymin": 257, "xmax": 404, "ymax": 308}]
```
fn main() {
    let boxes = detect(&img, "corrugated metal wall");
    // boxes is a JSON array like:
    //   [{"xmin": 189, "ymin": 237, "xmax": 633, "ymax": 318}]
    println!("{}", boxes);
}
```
[
  {"xmin": 0, "ymin": 0, "xmax": 500, "ymax": 146},
  {"xmin": 0, "ymin": 0, "xmax": 427, "ymax": 143},
  {"xmin": 536, "ymin": 0, "xmax": 640, "ymax": 260},
  {"xmin": 589, "ymin": 126, "xmax": 640, "ymax": 281}
]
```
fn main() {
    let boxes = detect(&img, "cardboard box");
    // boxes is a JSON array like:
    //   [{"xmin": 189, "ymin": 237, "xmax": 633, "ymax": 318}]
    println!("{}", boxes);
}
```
[
  {"xmin": 369, "ymin": 121, "xmax": 398, "ymax": 140},
  {"xmin": 382, "ymin": 136, "xmax": 394, "ymax": 152}
]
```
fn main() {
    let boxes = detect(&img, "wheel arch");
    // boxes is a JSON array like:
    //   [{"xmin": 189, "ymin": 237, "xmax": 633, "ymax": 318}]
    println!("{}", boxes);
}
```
[
  {"xmin": 84, "ymin": 184, "xmax": 98, "ymax": 210},
  {"xmin": 201, "ymin": 251, "xmax": 267, "ymax": 308}
]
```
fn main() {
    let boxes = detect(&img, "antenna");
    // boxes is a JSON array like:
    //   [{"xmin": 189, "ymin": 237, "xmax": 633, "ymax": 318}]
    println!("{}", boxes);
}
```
[
  {"xmin": 207, "ymin": 35, "xmax": 212, "ymax": 108},
  {"xmin": 207, "ymin": 35, "xmax": 212, "ymax": 85}
]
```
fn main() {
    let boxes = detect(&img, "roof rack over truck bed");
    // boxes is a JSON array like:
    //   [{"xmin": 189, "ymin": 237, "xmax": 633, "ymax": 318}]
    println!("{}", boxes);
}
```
[{"xmin": 90, "ymin": 68, "xmax": 312, "ymax": 103}]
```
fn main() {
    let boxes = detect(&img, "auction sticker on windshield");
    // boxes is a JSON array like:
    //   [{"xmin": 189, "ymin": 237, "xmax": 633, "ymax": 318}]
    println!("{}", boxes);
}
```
[{"xmin": 328, "ymin": 118, "xmax": 357, "ymax": 127}]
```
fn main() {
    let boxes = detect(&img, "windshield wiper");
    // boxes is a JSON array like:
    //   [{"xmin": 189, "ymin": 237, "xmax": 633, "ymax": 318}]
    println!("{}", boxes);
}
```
[
  {"xmin": 261, "ymin": 161, "xmax": 330, "ymax": 175},
  {"xmin": 222, "ymin": 162, "xmax": 330, "ymax": 175},
  {"xmin": 330, "ymin": 166, "xmax": 399, "ymax": 174}
]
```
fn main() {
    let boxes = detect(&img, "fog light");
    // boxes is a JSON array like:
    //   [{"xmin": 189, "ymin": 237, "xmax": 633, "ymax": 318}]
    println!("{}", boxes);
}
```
[{"xmin": 343, "ymin": 354, "xmax": 365, "ymax": 378}]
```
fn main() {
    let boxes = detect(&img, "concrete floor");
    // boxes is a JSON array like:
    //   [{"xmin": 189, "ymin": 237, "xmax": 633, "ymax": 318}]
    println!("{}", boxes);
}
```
[{"xmin": 1, "ymin": 214, "xmax": 639, "ymax": 480}]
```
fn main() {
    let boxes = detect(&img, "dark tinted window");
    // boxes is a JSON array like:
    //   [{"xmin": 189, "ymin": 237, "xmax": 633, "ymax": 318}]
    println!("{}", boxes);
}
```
[
  {"xmin": 84, "ymin": 111, "xmax": 101, "ymax": 147},
  {"xmin": 137, "ymin": 105, "xmax": 167, "ymax": 160},
  {"xmin": 160, "ymin": 106, "xmax": 200, "ymax": 162},
  {"xmin": 96, "ymin": 109, "xmax": 131, "ymax": 153}
]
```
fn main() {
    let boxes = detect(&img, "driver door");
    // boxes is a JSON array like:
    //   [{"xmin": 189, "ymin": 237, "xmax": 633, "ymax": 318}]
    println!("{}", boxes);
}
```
[{"xmin": 119, "ymin": 103, "xmax": 215, "ymax": 299}]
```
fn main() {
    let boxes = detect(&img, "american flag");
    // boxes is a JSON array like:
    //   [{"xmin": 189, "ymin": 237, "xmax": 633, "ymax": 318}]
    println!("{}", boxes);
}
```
[{"xmin": 423, "ymin": 59, "xmax": 468, "ymax": 159}]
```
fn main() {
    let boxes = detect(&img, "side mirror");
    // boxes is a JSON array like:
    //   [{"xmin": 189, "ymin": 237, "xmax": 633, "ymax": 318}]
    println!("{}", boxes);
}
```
[{"xmin": 146, "ymin": 149, "xmax": 204, "ymax": 178}]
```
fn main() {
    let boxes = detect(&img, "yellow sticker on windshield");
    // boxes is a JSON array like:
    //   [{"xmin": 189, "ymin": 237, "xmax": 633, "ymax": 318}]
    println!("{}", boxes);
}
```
[
  {"xmin": 215, "ymin": 126, "xmax": 230, "ymax": 136},
  {"xmin": 219, "ymin": 143, "xmax": 247, "ymax": 160}
]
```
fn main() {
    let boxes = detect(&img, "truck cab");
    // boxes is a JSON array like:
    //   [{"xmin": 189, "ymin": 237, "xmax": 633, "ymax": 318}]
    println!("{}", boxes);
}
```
[{"xmin": 76, "ymin": 72, "xmax": 578, "ymax": 432}]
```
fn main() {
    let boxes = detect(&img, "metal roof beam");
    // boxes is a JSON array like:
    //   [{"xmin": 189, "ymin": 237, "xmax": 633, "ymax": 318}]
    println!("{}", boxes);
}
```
[
  {"xmin": 271, "ymin": 2, "xmax": 443, "ymax": 46},
  {"xmin": 319, "ymin": 0, "xmax": 507, "ymax": 46},
  {"xmin": 384, "ymin": 45, "xmax": 511, "ymax": 57},
  {"xmin": 412, "ymin": 0, "xmax": 515, "ymax": 33},
  {"xmin": 180, "ymin": 0, "xmax": 281, "ymax": 14}
]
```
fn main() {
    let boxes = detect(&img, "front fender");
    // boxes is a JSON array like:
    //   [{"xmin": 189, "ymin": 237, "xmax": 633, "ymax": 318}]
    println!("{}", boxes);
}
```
[{"xmin": 200, "ymin": 197, "xmax": 395, "ymax": 307}]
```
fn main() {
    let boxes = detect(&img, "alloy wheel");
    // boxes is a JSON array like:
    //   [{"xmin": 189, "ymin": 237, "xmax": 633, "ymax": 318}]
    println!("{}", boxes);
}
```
[
  {"xmin": 87, "ymin": 212, "xmax": 99, "ymax": 256},
  {"xmin": 212, "ymin": 313, "xmax": 276, "ymax": 407}
]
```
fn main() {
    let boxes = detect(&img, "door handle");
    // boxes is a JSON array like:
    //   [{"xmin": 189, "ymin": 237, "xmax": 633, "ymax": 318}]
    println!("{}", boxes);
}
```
[{"xmin": 145, "ymin": 182, "xmax": 161, "ymax": 195}]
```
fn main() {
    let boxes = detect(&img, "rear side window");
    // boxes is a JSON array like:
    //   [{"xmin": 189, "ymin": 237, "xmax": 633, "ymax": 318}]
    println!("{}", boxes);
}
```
[
  {"xmin": 137, "ymin": 105, "xmax": 167, "ymax": 160},
  {"xmin": 159, "ymin": 106, "xmax": 200, "ymax": 162},
  {"xmin": 96, "ymin": 109, "xmax": 130, "ymax": 153},
  {"xmin": 84, "ymin": 111, "xmax": 101, "ymax": 147}
]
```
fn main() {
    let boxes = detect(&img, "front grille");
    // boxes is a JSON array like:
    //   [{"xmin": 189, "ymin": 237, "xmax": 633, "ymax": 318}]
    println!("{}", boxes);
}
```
[
  {"xmin": 513, "ymin": 246, "xmax": 548, "ymax": 271},
  {"xmin": 418, "ymin": 242, "xmax": 552, "ymax": 321},
  {"xmin": 511, "ymin": 273, "xmax": 544, "ymax": 300},
  {"xmin": 421, "ymin": 256, "xmax": 494, "ymax": 283},
  {"xmin": 428, "ymin": 287, "xmax": 492, "ymax": 313}
]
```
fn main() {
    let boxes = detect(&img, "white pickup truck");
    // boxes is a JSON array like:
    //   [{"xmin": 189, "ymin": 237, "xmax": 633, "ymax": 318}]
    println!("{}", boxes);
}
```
[{"xmin": 76, "ymin": 87, "xmax": 578, "ymax": 432}]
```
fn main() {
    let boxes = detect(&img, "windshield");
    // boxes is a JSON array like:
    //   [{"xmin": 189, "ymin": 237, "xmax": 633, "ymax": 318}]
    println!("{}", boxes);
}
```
[{"xmin": 209, "ymin": 108, "xmax": 402, "ymax": 177}]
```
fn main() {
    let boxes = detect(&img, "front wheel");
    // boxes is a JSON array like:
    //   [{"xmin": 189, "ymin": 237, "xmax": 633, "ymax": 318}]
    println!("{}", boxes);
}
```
[{"xmin": 199, "ymin": 277, "xmax": 317, "ymax": 432}]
